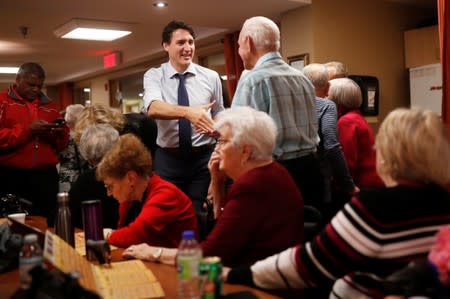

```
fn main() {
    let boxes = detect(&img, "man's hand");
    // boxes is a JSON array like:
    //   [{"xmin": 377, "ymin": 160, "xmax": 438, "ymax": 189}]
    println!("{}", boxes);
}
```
[
  {"xmin": 29, "ymin": 120, "xmax": 60, "ymax": 137},
  {"xmin": 185, "ymin": 101, "xmax": 216, "ymax": 134}
]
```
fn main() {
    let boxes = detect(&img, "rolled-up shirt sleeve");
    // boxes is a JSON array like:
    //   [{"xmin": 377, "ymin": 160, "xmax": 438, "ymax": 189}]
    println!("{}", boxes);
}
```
[{"xmin": 143, "ymin": 68, "xmax": 164, "ymax": 111}]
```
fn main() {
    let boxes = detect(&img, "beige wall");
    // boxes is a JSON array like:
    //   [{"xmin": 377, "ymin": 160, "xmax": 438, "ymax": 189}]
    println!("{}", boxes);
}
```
[
  {"xmin": 75, "ymin": 76, "xmax": 110, "ymax": 107},
  {"xmin": 280, "ymin": 0, "xmax": 435, "ymax": 128},
  {"xmin": 281, "ymin": 5, "xmax": 314, "ymax": 61}
]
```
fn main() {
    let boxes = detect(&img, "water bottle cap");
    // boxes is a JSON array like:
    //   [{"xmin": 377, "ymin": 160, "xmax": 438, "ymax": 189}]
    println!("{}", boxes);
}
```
[
  {"xmin": 24, "ymin": 233, "xmax": 38, "ymax": 243},
  {"xmin": 182, "ymin": 230, "xmax": 194, "ymax": 239}
]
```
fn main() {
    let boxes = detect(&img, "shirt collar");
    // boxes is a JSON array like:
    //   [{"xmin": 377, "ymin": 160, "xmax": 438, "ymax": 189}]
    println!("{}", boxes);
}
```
[
  {"xmin": 167, "ymin": 61, "xmax": 197, "ymax": 79},
  {"xmin": 254, "ymin": 51, "xmax": 281, "ymax": 69}
]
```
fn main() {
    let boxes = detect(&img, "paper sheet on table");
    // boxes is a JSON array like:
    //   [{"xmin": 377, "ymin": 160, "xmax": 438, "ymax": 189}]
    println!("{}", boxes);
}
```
[{"xmin": 44, "ymin": 231, "xmax": 164, "ymax": 299}]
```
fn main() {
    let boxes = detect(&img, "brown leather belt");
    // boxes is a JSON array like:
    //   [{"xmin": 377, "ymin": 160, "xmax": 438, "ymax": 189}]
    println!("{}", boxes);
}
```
[{"xmin": 161, "ymin": 144, "xmax": 214, "ymax": 155}]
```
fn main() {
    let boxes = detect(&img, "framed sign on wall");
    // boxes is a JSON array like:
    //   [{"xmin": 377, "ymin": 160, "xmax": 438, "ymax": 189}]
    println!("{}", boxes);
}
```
[{"xmin": 288, "ymin": 53, "xmax": 309, "ymax": 71}]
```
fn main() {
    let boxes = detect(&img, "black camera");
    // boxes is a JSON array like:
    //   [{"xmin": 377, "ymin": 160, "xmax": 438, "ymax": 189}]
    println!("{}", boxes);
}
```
[
  {"xmin": 52, "ymin": 118, "xmax": 66, "ymax": 126},
  {"xmin": 0, "ymin": 194, "xmax": 31, "ymax": 217}
]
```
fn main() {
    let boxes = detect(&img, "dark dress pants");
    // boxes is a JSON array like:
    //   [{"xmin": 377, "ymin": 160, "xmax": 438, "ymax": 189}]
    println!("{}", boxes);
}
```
[
  {"xmin": 153, "ymin": 147, "xmax": 213, "ymax": 212},
  {"xmin": 154, "ymin": 147, "xmax": 214, "ymax": 241},
  {"xmin": 279, "ymin": 153, "xmax": 325, "ymax": 213}
]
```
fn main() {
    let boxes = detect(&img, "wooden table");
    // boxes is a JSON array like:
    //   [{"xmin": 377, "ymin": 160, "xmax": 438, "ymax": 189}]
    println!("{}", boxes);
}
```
[{"xmin": 0, "ymin": 216, "xmax": 282, "ymax": 299}]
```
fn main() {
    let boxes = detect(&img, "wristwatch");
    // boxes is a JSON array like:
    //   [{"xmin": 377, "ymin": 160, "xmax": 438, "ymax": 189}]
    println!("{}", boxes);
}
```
[{"xmin": 152, "ymin": 247, "xmax": 163, "ymax": 262}]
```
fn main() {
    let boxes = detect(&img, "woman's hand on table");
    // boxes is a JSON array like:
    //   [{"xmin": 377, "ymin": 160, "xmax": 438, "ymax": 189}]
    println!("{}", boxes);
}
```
[
  {"xmin": 123, "ymin": 243, "xmax": 154, "ymax": 260},
  {"xmin": 123, "ymin": 244, "xmax": 177, "ymax": 265},
  {"xmin": 103, "ymin": 228, "xmax": 113, "ymax": 240}
]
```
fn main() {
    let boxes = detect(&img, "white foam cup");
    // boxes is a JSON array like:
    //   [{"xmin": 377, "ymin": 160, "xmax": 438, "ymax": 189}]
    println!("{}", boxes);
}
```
[{"xmin": 8, "ymin": 213, "xmax": 26, "ymax": 224}]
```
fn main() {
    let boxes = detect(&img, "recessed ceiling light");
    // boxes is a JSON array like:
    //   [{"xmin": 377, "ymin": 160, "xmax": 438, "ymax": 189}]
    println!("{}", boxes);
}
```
[
  {"xmin": 61, "ymin": 28, "xmax": 131, "ymax": 41},
  {"xmin": 54, "ymin": 19, "xmax": 132, "ymax": 41},
  {"xmin": 0, "ymin": 67, "xmax": 19, "ymax": 74},
  {"xmin": 153, "ymin": 1, "xmax": 168, "ymax": 8}
]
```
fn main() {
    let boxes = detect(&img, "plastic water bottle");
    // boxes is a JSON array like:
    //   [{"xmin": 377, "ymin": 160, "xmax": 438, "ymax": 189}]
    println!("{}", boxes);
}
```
[
  {"xmin": 55, "ymin": 192, "xmax": 75, "ymax": 247},
  {"xmin": 19, "ymin": 233, "xmax": 43, "ymax": 289},
  {"xmin": 177, "ymin": 230, "xmax": 202, "ymax": 299}
]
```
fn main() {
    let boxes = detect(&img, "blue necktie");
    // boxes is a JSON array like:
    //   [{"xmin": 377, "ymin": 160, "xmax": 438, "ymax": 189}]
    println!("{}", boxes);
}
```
[{"xmin": 175, "ymin": 73, "xmax": 192, "ymax": 152}]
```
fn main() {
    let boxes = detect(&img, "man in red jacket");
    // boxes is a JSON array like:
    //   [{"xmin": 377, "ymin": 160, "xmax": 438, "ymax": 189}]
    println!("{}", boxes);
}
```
[{"xmin": 0, "ymin": 62, "xmax": 69, "ymax": 225}]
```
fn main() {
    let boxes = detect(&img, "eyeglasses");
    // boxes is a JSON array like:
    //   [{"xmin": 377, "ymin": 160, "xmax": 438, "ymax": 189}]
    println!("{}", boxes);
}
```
[
  {"xmin": 215, "ymin": 138, "xmax": 231, "ymax": 147},
  {"xmin": 104, "ymin": 183, "xmax": 114, "ymax": 193}
]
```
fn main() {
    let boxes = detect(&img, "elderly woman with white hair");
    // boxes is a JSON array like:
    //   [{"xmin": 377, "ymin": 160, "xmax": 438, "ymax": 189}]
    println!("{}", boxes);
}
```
[
  {"xmin": 328, "ymin": 78, "xmax": 383, "ymax": 189},
  {"xmin": 69, "ymin": 123, "xmax": 120, "ymax": 229},
  {"xmin": 122, "ymin": 107, "xmax": 304, "ymax": 267},
  {"xmin": 225, "ymin": 107, "xmax": 450, "ymax": 299}
]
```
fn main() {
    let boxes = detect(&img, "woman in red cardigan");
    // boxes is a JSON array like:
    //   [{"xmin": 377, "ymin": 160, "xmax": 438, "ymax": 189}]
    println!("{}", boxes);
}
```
[
  {"xmin": 328, "ymin": 78, "xmax": 384, "ymax": 189},
  {"xmin": 96, "ymin": 133, "xmax": 198, "ymax": 248}
]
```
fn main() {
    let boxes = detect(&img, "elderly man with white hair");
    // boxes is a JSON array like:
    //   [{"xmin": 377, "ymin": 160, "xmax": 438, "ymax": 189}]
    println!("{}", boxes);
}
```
[{"xmin": 231, "ymin": 16, "xmax": 323, "ymax": 210}]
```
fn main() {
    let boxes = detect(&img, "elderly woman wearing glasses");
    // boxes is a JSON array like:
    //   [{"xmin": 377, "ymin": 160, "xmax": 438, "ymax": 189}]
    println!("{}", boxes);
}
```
[
  {"xmin": 96, "ymin": 133, "xmax": 198, "ymax": 248},
  {"xmin": 122, "ymin": 106, "xmax": 304, "ymax": 267}
]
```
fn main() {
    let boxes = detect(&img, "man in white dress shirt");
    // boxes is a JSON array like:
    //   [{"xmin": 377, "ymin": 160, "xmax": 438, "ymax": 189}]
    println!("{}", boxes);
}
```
[{"xmin": 143, "ymin": 20, "xmax": 224, "ymax": 213}]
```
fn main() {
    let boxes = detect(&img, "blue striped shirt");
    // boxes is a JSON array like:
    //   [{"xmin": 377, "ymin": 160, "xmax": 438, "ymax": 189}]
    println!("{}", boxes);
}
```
[{"xmin": 316, "ymin": 97, "xmax": 354, "ymax": 193}]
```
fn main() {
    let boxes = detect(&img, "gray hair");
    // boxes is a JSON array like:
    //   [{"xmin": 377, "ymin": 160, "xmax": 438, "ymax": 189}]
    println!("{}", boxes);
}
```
[
  {"xmin": 328, "ymin": 78, "xmax": 362, "ymax": 109},
  {"xmin": 302, "ymin": 63, "xmax": 329, "ymax": 89},
  {"xmin": 214, "ymin": 107, "xmax": 277, "ymax": 160},
  {"xmin": 79, "ymin": 124, "xmax": 119, "ymax": 166},
  {"xmin": 325, "ymin": 61, "xmax": 348, "ymax": 79},
  {"xmin": 64, "ymin": 104, "xmax": 85, "ymax": 128},
  {"xmin": 241, "ymin": 16, "xmax": 280, "ymax": 52}
]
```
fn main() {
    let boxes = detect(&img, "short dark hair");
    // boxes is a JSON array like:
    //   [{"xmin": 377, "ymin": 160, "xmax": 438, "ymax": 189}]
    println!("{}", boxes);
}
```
[
  {"xmin": 17, "ymin": 62, "xmax": 45, "ymax": 79},
  {"xmin": 161, "ymin": 20, "xmax": 196, "ymax": 45}
]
